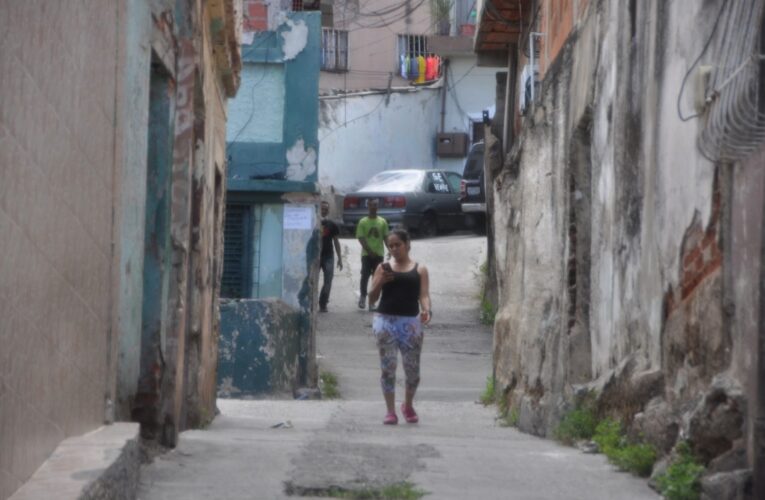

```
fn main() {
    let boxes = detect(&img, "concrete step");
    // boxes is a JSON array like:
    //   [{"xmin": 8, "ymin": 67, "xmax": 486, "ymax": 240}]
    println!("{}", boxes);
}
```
[{"xmin": 10, "ymin": 423, "xmax": 140, "ymax": 500}]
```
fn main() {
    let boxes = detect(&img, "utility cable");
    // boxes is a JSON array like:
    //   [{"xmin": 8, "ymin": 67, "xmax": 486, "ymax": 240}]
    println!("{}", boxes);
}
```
[{"xmin": 676, "ymin": 0, "xmax": 729, "ymax": 122}]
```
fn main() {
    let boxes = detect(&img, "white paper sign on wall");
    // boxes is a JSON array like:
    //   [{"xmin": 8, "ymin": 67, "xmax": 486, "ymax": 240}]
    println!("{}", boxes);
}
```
[{"xmin": 283, "ymin": 206, "xmax": 313, "ymax": 230}]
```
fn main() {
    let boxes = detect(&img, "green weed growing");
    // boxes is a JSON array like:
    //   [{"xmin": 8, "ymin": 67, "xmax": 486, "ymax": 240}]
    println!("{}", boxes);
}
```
[
  {"xmin": 480, "ymin": 376, "xmax": 496, "ymax": 406},
  {"xmin": 656, "ymin": 442, "xmax": 705, "ymax": 500},
  {"xmin": 479, "ymin": 298, "xmax": 496, "ymax": 325},
  {"xmin": 319, "ymin": 371, "xmax": 340, "ymax": 399},
  {"xmin": 554, "ymin": 407, "xmax": 598, "ymax": 445},
  {"xmin": 592, "ymin": 418, "xmax": 657, "ymax": 477},
  {"xmin": 312, "ymin": 482, "xmax": 427, "ymax": 499}
]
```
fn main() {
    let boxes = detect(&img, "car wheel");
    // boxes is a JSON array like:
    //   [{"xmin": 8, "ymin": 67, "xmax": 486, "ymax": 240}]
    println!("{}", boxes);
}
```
[{"xmin": 419, "ymin": 212, "xmax": 438, "ymax": 238}]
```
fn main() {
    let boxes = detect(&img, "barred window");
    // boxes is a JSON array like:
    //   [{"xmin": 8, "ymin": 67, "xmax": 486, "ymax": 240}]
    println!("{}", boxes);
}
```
[
  {"xmin": 397, "ymin": 34, "xmax": 428, "ymax": 65},
  {"xmin": 321, "ymin": 28, "xmax": 349, "ymax": 72},
  {"xmin": 292, "ymin": 0, "xmax": 320, "ymax": 10}
]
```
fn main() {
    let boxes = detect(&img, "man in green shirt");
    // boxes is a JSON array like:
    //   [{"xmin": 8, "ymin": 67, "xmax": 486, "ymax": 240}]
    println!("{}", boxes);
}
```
[{"xmin": 356, "ymin": 198, "xmax": 389, "ymax": 310}]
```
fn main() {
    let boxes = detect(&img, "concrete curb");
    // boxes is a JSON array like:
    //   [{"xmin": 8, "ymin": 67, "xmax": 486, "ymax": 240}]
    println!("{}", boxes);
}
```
[{"xmin": 9, "ymin": 423, "xmax": 140, "ymax": 500}]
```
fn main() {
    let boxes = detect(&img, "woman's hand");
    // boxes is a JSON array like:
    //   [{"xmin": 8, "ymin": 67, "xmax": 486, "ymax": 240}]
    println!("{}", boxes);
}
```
[
  {"xmin": 368, "ymin": 264, "xmax": 394, "ymax": 305},
  {"xmin": 420, "ymin": 309, "xmax": 431, "ymax": 325}
]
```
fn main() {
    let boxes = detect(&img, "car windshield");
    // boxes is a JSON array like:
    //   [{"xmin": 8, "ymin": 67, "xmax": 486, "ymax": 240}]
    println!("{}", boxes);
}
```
[
  {"xmin": 462, "ymin": 145, "xmax": 484, "ymax": 179},
  {"xmin": 358, "ymin": 171, "xmax": 424, "ymax": 192}
]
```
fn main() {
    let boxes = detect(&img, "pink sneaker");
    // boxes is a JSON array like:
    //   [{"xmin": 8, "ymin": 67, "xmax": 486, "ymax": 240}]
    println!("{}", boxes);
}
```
[
  {"xmin": 401, "ymin": 403, "xmax": 419, "ymax": 424},
  {"xmin": 383, "ymin": 412, "xmax": 398, "ymax": 425}
]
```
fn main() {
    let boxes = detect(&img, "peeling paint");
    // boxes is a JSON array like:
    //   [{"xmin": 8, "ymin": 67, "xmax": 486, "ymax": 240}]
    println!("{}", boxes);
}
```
[
  {"xmin": 279, "ymin": 17, "xmax": 308, "ymax": 61},
  {"xmin": 286, "ymin": 139, "xmax": 317, "ymax": 181}
]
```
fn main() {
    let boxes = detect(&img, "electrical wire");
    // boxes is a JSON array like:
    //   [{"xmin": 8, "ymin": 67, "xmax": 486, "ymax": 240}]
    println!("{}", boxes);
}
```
[
  {"xmin": 676, "ymin": 0, "xmax": 729, "ymax": 122},
  {"xmin": 228, "ymin": 36, "xmax": 274, "ymax": 144}
]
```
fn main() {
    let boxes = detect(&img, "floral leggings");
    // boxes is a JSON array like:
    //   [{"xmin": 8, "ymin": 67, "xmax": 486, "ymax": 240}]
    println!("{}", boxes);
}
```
[{"xmin": 372, "ymin": 313, "xmax": 423, "ymax": 394}]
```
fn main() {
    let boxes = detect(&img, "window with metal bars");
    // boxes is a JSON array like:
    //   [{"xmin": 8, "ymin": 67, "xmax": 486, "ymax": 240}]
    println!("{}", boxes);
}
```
[
  {"xmin": 222, "ymin": 204, "xmax": 252, "ymax": 298},
  {"xmin": 397, "ymin": 34, "xmax": 428, "ymax": 66},
  {"xmin": 292, "ymin": 0, "xmax": 320, "ymax": 10},
  {"xmin": 221, "ymin": 203, "xmax": 283, "ymax": 300},
  {"xmin": 321, "ymin": 28, "xmax": 349, "ymax": 72}
]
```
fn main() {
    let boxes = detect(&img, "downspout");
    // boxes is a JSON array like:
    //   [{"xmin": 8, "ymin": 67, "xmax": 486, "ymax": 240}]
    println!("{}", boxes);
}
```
[
  {"xmin": 528, "ymin": 31, "xmax": 545, "ymax": 112},
  {"xmin": 754, "ymin": 17, "xmax": 765, "ymax": 500},
  {"xmin": 440, "ymin": 59, "xmax": 449, "ymax": 133}
]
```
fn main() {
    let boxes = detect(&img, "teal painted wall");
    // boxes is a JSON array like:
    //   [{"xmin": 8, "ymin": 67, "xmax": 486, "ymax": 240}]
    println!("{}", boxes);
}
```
[
  {"xmin": 218, "ymin": 299, "xmax": 301, "ymax": 395},
  {"xmin": 227, "ymin": 12, "xmax": 320, "ymax": 190},
  {"xmin": 115, "ymin": 0, "xmax": 153, "ymax": 418},
  {"xmin": 254, "ymin": 203, "xmax": 284, "ymax": 297},
  {"xmin": 228, "ymin": 64, "xmax": 285, "ymax": 144},
  {"xmin": 219, "ymin": 12, "xmax": 321, "ymax": 395}
]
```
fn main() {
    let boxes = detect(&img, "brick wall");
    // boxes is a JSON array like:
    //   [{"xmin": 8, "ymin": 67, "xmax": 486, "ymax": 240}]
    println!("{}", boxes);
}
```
[
  {"xmin": 665, "ymin": 174, "xmax": 723, "ymax": 317},
  {"xmin": 243, "ymin": 0, "xmax": 269, "ymax": 31},
  {"xmin": 0, "ymin": 3, "xmax": 118, "ymax": 498}
]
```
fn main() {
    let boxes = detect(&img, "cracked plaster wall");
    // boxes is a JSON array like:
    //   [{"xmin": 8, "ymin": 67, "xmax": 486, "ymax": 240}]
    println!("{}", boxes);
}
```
[{"xmin": 492, "ymin": 0, "xmax": 748, "ymax": 455}]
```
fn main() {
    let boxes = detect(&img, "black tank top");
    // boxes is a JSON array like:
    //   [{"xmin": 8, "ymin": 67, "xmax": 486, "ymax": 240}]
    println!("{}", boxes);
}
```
[{"xmin": 377, "ymin": 263, "xmax": 421, "ymax": 317}]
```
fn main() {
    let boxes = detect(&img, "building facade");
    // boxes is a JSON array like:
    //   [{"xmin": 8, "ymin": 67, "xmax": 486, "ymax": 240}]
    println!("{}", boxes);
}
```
[
  {"xmin": 475, "ymin": 0, "xmax": 764, "ymax": 495},
  {"xmin": 0, "ymin": 1, "xmax": 241, "ymax": 497},
  {"xmin": 317, "ymin": 0, "xmax": 498, "ymax": 194},
  {"xmin": 219, "ymin": 4, "xmax": 322, "ymax": 396}
]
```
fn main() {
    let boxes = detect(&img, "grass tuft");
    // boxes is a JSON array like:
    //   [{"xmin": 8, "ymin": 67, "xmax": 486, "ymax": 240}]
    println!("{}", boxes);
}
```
[
  {"xmin": 480, "ymin": 376, "xmax": 496, "ymax": 406},
  {"xmin": 656, "ymin": 442, "xmax": 705, "ymax": 500},
  {"xmin": 309, "ymin": 482, "xmax": 427, "ymax": 499},
  {"xmin": 592, "ymin": 418, "xmax": 622, "ymax": 455},
  {"xmin": 611, "ymin": 443, "xmax": 657, "ymax": 477},
  {"xmin": 499, "ymin": 408, "xmax": 519, "ymax": 428},
  {"xmin": 319, "ymin": 371, "xmax": 340, "ymax": 399},
  {"xmin": 591, "ymin": 418, "xmax": 657, "ymax": 477},
  {"xmin": 479, "ymin": 298, "xmax": 496, "ymax": 325},
  {"xmin": 554, "ymin": 407, "xmax": 598, "ymax": 445}
]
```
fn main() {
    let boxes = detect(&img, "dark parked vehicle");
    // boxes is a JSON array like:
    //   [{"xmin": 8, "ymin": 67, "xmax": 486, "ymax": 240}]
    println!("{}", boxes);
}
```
[
  {"xmin": 343, "ymin": 169, "xmax": 464, "ymax": 237},
  {"xmin": 459, "ymin": 142, "xmax": 486, "ymax": 234}
]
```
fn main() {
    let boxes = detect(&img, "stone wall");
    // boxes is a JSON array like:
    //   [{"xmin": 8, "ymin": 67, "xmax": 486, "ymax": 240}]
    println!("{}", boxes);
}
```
[{"xmin": 491, "ymin": 0, "xmax": 756, "ymax": 473}]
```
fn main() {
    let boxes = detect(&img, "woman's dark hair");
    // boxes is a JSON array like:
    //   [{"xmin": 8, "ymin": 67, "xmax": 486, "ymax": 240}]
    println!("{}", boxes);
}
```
[{"xmin": 386, "ymin": 229, "xmax": 411, "ymax": 245}]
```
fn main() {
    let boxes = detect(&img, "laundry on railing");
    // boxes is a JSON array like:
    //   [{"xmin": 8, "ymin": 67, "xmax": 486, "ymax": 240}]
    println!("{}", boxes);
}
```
[{"xmin": 399, "ymin": 54, "xmax": 442, "ymax": 84}]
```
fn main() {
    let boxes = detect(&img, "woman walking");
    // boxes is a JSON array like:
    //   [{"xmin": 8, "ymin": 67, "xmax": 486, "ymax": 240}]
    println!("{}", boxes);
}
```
[{"xmin": 368, "ymin": 229, "xmax": 432, "ymax": 425}]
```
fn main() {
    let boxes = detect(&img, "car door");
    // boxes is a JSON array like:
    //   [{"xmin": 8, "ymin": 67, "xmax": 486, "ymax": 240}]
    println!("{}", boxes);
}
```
[
  {"xmin": 424, "ymin": 171, "xmax": 455, "ymax": 229},
  {"xmin": 444, "ymin": 171, "xmax": 465, "ymax": 229}
]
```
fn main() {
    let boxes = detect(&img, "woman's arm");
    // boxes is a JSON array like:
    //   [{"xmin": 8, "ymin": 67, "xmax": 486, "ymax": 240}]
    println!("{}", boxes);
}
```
[
  {"xmin": 368, "ymin": 264, "xmax": 392, "ymax": 305},
  {"xmin": 418, "ymin": 265, "xmax": 432, "ymax": 324}
]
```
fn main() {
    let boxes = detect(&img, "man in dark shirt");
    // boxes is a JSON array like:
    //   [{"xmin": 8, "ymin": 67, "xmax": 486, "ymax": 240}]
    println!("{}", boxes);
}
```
[{"xmin": 319, "ymin": 201, "xmax": 342, "ymax": 312}]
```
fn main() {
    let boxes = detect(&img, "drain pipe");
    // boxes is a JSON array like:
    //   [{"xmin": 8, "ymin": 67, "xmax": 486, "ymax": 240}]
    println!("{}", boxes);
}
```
[
  {"xmin": 756, "ymin": 166, "xmax": 765, "ymax": 500},
  {"xmin": 755, "ymin": 24, "xmax": 765, "ymax": 499},
  {"xmin": 440, "ymin": 59, "xmax": 449, "ymax": 133},
  {"xmin": 528, "ymin": 32, "xmax": 545, "ymax": 111}
]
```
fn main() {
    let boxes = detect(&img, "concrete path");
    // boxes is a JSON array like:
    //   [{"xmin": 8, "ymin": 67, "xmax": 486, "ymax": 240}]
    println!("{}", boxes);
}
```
[{"xmin": 138, "ymin": 234, "xmax": 659, "ymax": 500}]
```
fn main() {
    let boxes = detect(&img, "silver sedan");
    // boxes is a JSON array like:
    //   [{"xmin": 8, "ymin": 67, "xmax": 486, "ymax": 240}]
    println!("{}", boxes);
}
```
[{"xmin": 342, "ymin": 169, "xmax": 465, "ymax": 237}]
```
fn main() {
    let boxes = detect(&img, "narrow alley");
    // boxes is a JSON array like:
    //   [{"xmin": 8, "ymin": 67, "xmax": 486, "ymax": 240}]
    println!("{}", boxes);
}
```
[
  {"xmin": 137, "ymin": 236, "xmax": 657, "ymax": 499},
  {"xmin": 2, "ymin": 1, "xmax": 765, "ymax": 499}
]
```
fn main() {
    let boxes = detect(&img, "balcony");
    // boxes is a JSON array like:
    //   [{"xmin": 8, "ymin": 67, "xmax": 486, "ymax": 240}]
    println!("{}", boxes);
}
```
[{"xmin": 428, "ymin": 0, "xmax": 477, "ymax": 56}]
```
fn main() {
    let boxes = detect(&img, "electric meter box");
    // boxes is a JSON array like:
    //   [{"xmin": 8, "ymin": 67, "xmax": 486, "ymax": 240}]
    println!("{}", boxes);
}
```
[{"xmin": 436, "ymin": 132, "xmax": 468, "ymax": 158}]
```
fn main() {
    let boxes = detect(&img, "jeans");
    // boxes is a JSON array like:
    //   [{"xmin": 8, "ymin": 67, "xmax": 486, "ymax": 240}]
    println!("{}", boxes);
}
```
[
  {"xmin": 319, "ymin": 255, "xmax": 334, "ymax": 308},
  {"xmin": 360, "ymin": 254, "xmax": 383, "ymax": 298}
]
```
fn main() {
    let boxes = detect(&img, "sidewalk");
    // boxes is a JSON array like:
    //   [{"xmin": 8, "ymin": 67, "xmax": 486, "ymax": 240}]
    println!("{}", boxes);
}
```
[{"xmin": 138, "ymin": 235, "xmax": 658, "ymax": 499}]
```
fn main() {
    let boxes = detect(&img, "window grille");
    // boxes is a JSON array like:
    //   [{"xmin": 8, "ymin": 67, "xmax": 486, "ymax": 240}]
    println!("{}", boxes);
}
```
[
  {"xmin": 397, "ymin": 34, "xmax": 428, "ymax": 66},
  {"xmin": 250, "ymin": 204, "xmax": 263, "ymax": 297},
  {"xmin": 292, "ymin": 0, "xmax": 320, "ymax": 11},
  {"xmin": 222, "ymin": 205, "xmax": 251, "ymax": 298},
  {"xmin": 322, "ymin": 28, "xmax": 349, "ymax": 71}
]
